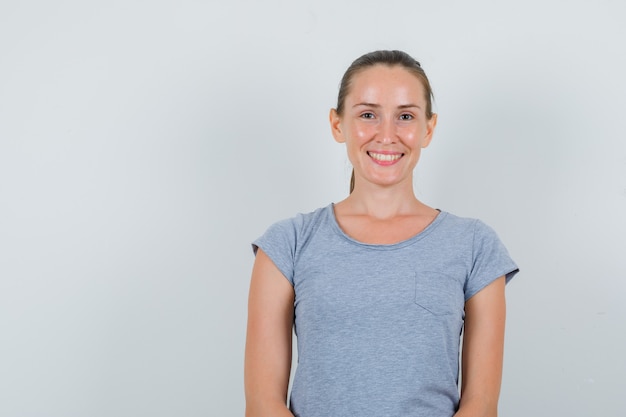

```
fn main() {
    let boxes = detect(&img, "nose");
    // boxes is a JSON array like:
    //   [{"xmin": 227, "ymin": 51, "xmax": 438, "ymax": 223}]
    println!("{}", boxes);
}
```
[{"xmin": 377, "ymin": 117, "xmax": 396, "ymax": 144}]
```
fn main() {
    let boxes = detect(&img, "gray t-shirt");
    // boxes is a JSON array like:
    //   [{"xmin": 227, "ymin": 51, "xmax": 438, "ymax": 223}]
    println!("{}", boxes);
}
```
[{"xmin": 253, "ymin": 204, "xmax": 519, "ymax": 417}]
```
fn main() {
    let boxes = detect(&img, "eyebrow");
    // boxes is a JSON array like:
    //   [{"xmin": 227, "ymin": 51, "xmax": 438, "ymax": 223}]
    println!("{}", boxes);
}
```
[{"xmin": 352, "ymin": 102, "xmax": 422, "ymax": 110}]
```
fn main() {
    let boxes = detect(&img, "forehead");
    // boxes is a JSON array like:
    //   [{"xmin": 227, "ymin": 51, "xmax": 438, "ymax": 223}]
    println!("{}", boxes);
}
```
[{"xmin": 347, "ymin": 65, "xmax": 426, "ymax": 103}]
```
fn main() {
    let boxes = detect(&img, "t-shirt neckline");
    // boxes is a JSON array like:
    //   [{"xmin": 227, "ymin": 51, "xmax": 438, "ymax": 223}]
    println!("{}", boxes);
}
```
[{"xmin": 327, "ymin": 203, "xmax": 447, "ymax": 250}]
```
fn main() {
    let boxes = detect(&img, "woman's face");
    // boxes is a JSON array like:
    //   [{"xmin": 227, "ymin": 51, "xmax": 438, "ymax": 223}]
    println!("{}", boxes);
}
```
[{"xmin": 330, "ymin": 65, "xmax": 437, "ymax": 191}]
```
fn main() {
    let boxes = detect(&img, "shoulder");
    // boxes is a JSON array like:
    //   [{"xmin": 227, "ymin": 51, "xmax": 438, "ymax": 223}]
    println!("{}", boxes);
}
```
[
  {"xmin": 253, "ymin": 205, "xmax": 331, "ymax": 252},
  {"xmin": 438, "ymin": 211, "xmax": 519, "ymax": 292},
  {"xmin": 265, "ymin": 205, "xmax": 329, "ymax": 236},
  {"xmin": 438, "ymin": 211, "xmax": 501, "ymax": 232},
  {"xmin": 435, "ymin": 211, "xmax": 486, "ymax": 238},
  {"xmin": 252, "ymin": 205, "xmax": 332, "ymax": 285},
  {"xmin": 434, "ymin": 211, "xmax": 507, "ymax": 257}
]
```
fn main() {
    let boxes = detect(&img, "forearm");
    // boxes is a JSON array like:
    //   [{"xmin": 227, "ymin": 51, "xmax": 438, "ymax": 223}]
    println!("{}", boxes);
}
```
[
  {"xmin": 453, "ymin": 397, "xmax": 498, "ymax": 417},
  {"xmin": 245, "ymin": 399, "xmax": 295, "ymax": 417}
]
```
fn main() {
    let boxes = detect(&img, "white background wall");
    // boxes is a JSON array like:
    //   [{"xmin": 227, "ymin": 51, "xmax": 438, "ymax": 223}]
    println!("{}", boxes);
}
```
[{"xmin": 1, "ymin": 1, "xmax": 625, "ymax": 416}]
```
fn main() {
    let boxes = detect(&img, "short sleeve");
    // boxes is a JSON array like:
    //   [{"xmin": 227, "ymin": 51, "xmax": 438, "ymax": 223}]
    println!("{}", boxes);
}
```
[
  {"xmin": 252, "ymin": 218, "xmax": 298, "ymax": 286},
  {"xmin": 464, "ymin": 219, "xmax": 519, "ymax": 301}
]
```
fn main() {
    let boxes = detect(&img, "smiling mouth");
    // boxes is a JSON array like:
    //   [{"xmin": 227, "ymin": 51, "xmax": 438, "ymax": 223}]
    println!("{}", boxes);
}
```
[{"xmin": 367, "ymin": 151, "xmax": 403, "ymax": 162}]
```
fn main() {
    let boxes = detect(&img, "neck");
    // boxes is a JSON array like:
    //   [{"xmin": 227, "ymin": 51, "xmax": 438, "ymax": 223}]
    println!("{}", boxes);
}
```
[{"xmin": 342, "ymin": 179, "xmax": 430, "ymax": 220}]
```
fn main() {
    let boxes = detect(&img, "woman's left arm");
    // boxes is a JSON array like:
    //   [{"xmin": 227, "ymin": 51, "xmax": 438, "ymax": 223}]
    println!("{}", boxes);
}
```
[{"xmin": 454, "ymin": 276, "xmax": 506, "ymax": 417}]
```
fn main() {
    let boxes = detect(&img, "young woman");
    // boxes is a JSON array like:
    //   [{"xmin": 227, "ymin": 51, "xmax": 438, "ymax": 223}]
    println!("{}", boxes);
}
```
[{"xmin": 245, "ymin": 50, "xmax": 519, "ymax": 417}]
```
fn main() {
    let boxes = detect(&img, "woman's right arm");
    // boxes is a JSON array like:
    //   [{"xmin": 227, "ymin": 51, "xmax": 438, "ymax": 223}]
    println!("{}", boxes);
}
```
[{"xmin": 244, "ymin": 248, "xmax": 295, "ymax": 417}]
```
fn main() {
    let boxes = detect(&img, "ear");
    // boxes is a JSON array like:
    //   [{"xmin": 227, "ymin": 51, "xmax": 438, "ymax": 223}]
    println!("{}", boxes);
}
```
[
  {"xmin": 421, "ymin": 113, "xmax": 438, "ymax": 148},
  {"xmin": 329, "ymin": 108, "xmax": 345, "ymax": 144}
]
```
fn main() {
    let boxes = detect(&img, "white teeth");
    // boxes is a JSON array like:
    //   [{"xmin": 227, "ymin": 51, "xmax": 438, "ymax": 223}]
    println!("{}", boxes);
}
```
[{"xmin": 369, "ymin": 152, "xmax": 401, "ymax": 162}]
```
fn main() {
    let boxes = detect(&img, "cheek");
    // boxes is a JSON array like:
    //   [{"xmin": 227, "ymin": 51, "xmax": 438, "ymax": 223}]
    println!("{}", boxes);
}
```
[
  {"xmin": 402, "ymin": 126, "xmax": 427, "ymax": 145},
  {"xmin": 402, "ymin": 131, "xmax": 418, "ymax": 145},
  {"xmin": 353, "ymin": 123, "xmax": 373, "ymax": 142}
]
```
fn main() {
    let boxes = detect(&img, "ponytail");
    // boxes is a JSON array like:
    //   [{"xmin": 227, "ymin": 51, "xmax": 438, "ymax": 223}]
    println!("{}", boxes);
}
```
[{"xmin": 350, "ymin": 169, "xmax": 355, "ymax": 194}]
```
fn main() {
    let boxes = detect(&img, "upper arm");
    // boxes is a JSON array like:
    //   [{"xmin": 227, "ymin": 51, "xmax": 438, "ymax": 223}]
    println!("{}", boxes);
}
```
[
  {"xmin": 458, "ymin": 276, "xmax": 506, "ymax": 416},
  {"xmin": 244, "ymin": 248, "xmax": 295, "ymax": 409}
]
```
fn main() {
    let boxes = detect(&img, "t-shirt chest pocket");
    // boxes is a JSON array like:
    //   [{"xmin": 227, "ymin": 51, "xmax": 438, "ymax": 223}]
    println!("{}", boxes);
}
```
[{"xmin": 414, "ymin": 271, "xmax": 464, "ymax": 316}]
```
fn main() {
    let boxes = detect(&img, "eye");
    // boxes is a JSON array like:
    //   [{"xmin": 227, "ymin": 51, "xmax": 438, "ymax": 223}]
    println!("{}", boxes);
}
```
[
  {"xmin": 360, "ymin": 112, "xmax": 375, "ymax": 119},
  {"xmin": 399, "ymin": 113, "xmax": 414, "ymax": 121}
]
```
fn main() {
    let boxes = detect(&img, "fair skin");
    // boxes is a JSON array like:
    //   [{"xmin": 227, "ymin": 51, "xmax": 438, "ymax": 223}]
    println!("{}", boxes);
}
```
[
  {"xmin": 244, "ymin": 248, "xmax": 295, "ymax": 417},
  {"xmin": 329, "ymin": 65, "xmax": 438, "ymax": 240},
  {"xmin": 245, "ymin": 64, "xmax": 506, "ymax": 417}
]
